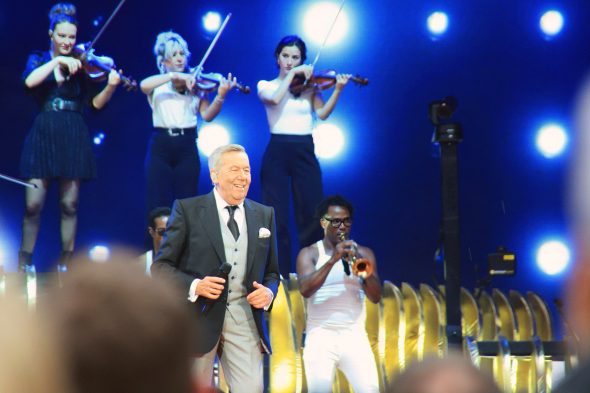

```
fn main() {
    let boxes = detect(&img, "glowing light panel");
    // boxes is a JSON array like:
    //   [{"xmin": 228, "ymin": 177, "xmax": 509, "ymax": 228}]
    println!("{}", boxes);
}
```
[
  {"xmin": 202, "ymin": 11, "xmax": 222, "ymax": 32},
  {"xmin": 427, "ymin": 12, "xmax": 449, "ymax": 36},
  {"xmin": 89, "ymin": 245, "xmax": 111, "ymax": 262},
  {"xmin": 536, "ymin": 240, "xmax": 570, "ymax": 275},
  {"xmin": 302, "ymin": 2, "xmax": 349, "ymax": 46},
  {"xmin": 314, "ymin": 123, "xmax": 345, "ymax": 159},
  {"xmin": 536, "ymin": 123, "xmax": 568, "ymax": 158},
  {"xmin": 0, "ymin": 225, "xmax": 16, "ymax": 272},
  {"xmin": 540, "ymin": 10, "xmax": 564, "ymax": 36},
  {"xmin": 197, "ymin": 124, "xmax": 231, "ymax": 157}
]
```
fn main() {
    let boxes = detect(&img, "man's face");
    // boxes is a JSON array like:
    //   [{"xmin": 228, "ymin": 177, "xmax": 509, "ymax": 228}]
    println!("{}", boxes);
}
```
[
  {"xmin": 148, "ymin": 216, "xmax": 169, "ymax": 251},
  {"xmin": 210, "ymin": 151, "xmax": 251, "ymax": 205},
  {"xmin": 321, "ymin": 205, "xmax": 352, "ymax": 243}
]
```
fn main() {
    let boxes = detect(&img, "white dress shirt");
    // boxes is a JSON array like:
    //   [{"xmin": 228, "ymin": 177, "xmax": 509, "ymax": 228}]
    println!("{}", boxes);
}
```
[{"xmin": 188, "ymin": 188, "xmax": 273, "ymax": 309}]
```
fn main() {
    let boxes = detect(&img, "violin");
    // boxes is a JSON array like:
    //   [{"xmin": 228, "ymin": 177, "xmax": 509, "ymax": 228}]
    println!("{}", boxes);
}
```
[
  {"xmin": 194, "ymin": 71, "xmax": 250, "ymax": 94},
  {"xmin": 71, "ymin": 43, "xmax": 138, "ymax": 91},
  {"xmin": 289, "ymin": 69, "xmax": 368, "ymax": 96},
  {"xmin": 170, "ymin": 70, "xmax": 250, "ymax": 95}
]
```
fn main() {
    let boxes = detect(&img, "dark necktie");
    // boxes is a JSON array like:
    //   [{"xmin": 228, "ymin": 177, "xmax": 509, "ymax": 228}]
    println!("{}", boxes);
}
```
[{"xmin": 226, "ymin": 205, "xmax": 240, "ymax": 240}]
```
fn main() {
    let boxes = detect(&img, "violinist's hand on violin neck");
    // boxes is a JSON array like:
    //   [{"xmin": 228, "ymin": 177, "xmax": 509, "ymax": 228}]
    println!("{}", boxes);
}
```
[
  {"xmin": 335, "ymin": 73, "xmax": 352, "ymax": 89},
  {"xmin": 217, "ymin": 72, "xmax": 238, "ymax": 95},
  {"xmin": 107, "ymin": 69, "xmax": 122, "ymax": 86}
]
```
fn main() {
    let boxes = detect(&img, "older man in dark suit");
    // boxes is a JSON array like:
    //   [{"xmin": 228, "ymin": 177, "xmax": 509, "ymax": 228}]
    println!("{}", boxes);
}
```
[{"xmin": 152, "ymin": 144, "xmax": 280, "ymax": 393}]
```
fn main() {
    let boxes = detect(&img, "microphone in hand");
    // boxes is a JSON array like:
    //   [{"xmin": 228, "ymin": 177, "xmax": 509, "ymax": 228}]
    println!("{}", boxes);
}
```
[
  {"xmin": 201, "ymin": 262, "xmax": 232, "ymax": 314},
  {"xmin": 341, "ymin": 258, "xmax": 351, "ymax": 276}
]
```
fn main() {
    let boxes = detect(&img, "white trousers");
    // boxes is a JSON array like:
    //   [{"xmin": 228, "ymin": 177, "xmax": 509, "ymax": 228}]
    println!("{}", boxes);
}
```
[{"xmin": 303, "ymin": 325, "xmax": 380, "ymax": 393}]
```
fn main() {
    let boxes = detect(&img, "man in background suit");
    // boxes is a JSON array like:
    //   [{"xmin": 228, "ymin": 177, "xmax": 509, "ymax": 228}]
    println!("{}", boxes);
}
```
[
  {"xmin": 152, "ymin": 144, "xmax": 280, "ymax": 393},
  {"xmin": 139, "ymin": 206, "xmax": 170, "ymax": 276}
]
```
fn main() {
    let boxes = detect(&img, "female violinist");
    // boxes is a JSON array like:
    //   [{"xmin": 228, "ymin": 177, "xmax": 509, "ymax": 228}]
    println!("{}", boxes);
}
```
[
  {"xmin": 18, "ymin": 3, "xmax": 121, "ymax": 273},
  {"xmin": 257, "ymin": 35, "xmax": 351, "ymax": 277},
  {"xmin": 139, "ymin": 31, "xmax": 236, "ymax": 219}
]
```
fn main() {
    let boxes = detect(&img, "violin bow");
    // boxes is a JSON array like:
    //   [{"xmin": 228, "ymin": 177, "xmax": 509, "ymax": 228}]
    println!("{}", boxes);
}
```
[
  {"xmin": 310, "ymin": 0, "xmax": 346, "ymax": 68},
  {"xmin": 84, "ymin": 0, "xmax": 127, "ymax": 55},
  {"xmin": 0, "ymin": 172, "xmax": 37, "ymax": 189},
  {"xmin": 192, "ymin": 13, "xmax": 233, "ymax": 78}
]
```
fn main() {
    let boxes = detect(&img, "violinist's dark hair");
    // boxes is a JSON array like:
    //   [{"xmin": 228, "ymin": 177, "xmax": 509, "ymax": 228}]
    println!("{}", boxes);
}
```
[
  {"xmin": 315, "ymin": 195, "xmax": 354, "ymax": 220},
  {"xmin": 48, "ymin": 3, "xmax": 77, "ymax": 31},
  {"xmin": 148, "ymin": 206, "xmax": 171, "ymax": 229},
  {"xmin": 274, "ymin": 35, "xmax": 307, "ymax": 64}
]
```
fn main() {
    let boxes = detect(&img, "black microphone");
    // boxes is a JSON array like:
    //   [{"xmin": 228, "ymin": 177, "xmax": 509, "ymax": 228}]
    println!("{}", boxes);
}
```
[
  {"xmin": 341, "ymin": 258, "xmax": 351, "ymax": 276},
  {"xmin": 201, "ymin": 262, "xmax": 233, "ymax": 314}
]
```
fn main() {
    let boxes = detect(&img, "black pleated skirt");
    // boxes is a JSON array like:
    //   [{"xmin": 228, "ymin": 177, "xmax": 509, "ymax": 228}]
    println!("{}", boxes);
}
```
[{"xmin": 20, "ymin": 111, "xmax": 96, "ymax": 180}]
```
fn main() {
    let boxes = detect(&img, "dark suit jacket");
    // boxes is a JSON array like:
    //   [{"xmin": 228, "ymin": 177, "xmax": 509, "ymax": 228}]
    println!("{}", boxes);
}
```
[{"xmin": 151, "ymin": 191, "xmax": 280, "ymax": 355}]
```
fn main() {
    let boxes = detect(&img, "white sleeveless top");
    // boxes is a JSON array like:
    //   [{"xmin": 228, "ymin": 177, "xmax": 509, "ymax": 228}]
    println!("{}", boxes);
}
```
[
  {"xmin": 306, "ymin": 240, "xmax": 366, "ymax": 330},
  {"xmin": 257, "ymin": 79, "xmax": 315, "ymax": 135}
]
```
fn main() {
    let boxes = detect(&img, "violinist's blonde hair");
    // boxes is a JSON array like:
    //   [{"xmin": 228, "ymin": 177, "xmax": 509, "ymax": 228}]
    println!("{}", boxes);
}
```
[{"xmin": 153, "ymin": 31, "xmax": 191, "ymax": 74}]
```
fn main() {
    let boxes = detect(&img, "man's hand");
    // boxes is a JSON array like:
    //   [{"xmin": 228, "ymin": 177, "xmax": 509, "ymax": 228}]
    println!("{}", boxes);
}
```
[
  {"xmin": 332, "ymin": 240, "xmax": 357, "ymax": 263},
  {"xmin": 247, "ymin": 281, "xmax": 273, "ymax": 309},
  {"xmin": 196, "ymin": 276, "xmax": 226, "ymax": 300}
]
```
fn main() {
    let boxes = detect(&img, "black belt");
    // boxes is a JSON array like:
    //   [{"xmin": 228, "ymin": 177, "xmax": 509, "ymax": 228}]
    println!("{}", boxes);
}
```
[
  {"xmin": 155, "ymin": 127, "xmax": 196, "ymax": 137},
  {"xmin": 42, "ymin": 98, "xmax": 83, "ymax": 112}
]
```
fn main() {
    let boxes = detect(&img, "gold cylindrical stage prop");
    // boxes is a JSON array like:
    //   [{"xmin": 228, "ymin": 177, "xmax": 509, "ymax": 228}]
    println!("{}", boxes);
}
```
[{"xmin": 266, "ymin": 278, "xmax": 563, "ymax": 393}]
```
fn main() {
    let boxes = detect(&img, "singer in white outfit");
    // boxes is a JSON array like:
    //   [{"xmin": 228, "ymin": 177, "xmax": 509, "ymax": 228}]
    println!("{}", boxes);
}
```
[{"xmin": 296, "ymin": 195, "xmax": 381, "ymax": 392}]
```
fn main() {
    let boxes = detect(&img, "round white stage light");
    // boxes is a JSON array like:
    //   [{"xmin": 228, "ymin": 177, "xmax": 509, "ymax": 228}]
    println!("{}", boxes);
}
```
[
  {"xmin": 536, "ymin": 240, "xmax": 570, "ymax": 275},
  {"xmin": 302, "ymin": 2, "xmax": 349, "ymax": 46},
  {"xmin": 427, "ymin": 12, "xmax": 449, "ymax": 36},
  {"xmin": 202, "ymin": 11, "xmax": 222, "ymax": 32},
  {"xmin": 197, "ymin": 124, "xmax": 231, "ymax": 157},
  {"xmin": 313, "ymin": 123, "xmax": 345, "ymax": 159},
  {"xmin": 536, "ymin": 123, "xmax": 567, "ymax": 158},
  {"xmin": 89, "ymin": 245, "xmax": 111, "ymax": 262},
  {"xmin": 540, "ymin": 10, "xmax": 564, "ymax": 37}
]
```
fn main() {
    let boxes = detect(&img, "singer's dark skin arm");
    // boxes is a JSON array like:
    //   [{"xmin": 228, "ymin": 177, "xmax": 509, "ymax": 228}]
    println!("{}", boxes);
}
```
[
  {"xmin": 297, "ymin": 243, "xmax": 339, "ymax": 298},
  {"xmin": 296, "ymin": 240, "xmax": 381, "ymax": 302}
]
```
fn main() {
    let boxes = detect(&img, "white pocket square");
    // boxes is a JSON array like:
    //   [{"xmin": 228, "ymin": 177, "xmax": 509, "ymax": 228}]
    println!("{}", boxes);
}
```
[{"xmin": 259, "ymin": 227, "xmax": 271, "ymax": 238}]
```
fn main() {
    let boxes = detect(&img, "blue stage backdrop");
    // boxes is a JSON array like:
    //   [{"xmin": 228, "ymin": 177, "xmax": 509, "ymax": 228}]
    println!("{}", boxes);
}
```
[{"xmin": 1, "ymin": 0, "xmax": 586, "ymax": 334}]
